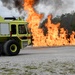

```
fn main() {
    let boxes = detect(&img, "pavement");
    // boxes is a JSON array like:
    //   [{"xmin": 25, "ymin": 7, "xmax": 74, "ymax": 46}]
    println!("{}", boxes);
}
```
[
  {"xmin": 0, "ymin": 46, "xmax": 75, "ymax": 75},
  {"xmin": 0, "ymin": 46, "xmax": 75, "ymax": 64}
]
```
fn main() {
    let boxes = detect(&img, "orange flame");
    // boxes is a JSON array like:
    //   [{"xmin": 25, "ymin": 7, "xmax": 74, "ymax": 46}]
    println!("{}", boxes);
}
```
[{"xmin": 24, "ymin": 0, "xmax": 75, "ymax": 46}]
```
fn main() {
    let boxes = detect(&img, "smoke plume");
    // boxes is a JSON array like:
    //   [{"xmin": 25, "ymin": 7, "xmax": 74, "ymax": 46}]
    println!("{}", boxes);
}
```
[
  {"xmin": 1, "ymin": 0, "xmax": 23, "ymax": 13},
  {"xmin": 0, "ymin": 0, "xmax": 75, "ymax": 18},
  {"xmin": 34, "ymin": 0, "xmax": 75, "ymax": 19}
]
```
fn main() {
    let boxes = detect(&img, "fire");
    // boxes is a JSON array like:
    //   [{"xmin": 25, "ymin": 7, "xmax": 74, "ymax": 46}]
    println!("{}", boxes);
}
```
[
  {"xmin": 70, "ymin": 31, "xmax": 75, "ymax": 45},
  {"xmin": 45, "ymin": 15, "xmax": 69, "ymax": 46},
  {"xmin": 24, "ymin": 0, "xmax": 75, "ymax": 46}
]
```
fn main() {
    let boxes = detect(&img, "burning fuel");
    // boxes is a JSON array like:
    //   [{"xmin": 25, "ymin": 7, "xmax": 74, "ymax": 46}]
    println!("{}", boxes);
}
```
[
  {"xmin": 1, "ymin": 0, "xmax": 75, "ymax": 46},
  {"xmin": 24, "ymin": 0, "xmax": 75, "ymax": 46}
]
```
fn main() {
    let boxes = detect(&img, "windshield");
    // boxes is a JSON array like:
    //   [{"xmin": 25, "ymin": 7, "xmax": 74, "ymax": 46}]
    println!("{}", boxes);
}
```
[{"xmin": 18, "ymin": 24, "xmax": 27, "ymax": 34}]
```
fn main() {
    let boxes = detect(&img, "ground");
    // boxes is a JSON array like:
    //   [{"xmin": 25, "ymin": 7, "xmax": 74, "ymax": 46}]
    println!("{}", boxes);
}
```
[{"xmin": 0, "ymin": 46, "xmax": 75, "ymax": 75}]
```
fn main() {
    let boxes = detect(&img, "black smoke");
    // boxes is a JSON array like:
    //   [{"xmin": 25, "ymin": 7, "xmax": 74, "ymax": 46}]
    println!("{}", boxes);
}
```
[
  {"xmin": 35, "ymin": 0, "xmax": 74, "ymax": 18},
  {"xmin": 1, "ymin": 0, "xmax": 75, "ymax": 15},
  {"xmin": 1, "ymin": 0, "xmax": 24, "ymax": 13}
]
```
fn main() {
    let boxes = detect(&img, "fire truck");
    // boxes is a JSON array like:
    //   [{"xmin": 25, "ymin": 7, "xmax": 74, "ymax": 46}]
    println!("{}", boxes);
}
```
[{"xmin": 0, "ymin": 16, "xmax": 32, "ymax": 56}]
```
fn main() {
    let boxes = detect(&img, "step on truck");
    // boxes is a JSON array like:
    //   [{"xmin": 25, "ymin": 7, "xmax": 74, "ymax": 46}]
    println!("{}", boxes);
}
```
[{"xmin": 0, "ymin": 16, "xmax": 32, "ymax": 56}]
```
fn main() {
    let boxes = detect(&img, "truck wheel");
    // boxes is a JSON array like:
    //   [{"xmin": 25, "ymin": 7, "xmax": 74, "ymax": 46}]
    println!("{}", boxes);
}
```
[
  {"xmin": 3, "ymin": 40, "xmax": 20, "ymax": 56},
  {"xmin": 0, "ymin": 43, "xmax": 2, "ymax": 56}
]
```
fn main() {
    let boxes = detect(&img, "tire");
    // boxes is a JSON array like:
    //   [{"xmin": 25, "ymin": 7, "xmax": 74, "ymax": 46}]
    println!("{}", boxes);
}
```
[
  {"xmin": 0, "ymin": 43, "xmax": 5, "ymax": 56},
  {"xmin": 0, "ymin": 43, "xmax": 2, "ymax": 56},
  {"xmin": 3, "ymin": 40, "xmax": 20, "ymax": 56}
]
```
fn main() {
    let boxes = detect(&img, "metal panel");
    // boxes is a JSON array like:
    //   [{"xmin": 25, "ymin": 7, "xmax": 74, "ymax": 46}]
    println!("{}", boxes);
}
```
[
  {"xmin": 22, "ymin": 41, "xmax": 28, "ymax": 48},
  {"xmin": 0, "ymin": 23, "xmax": 10, "ymax": 35}
]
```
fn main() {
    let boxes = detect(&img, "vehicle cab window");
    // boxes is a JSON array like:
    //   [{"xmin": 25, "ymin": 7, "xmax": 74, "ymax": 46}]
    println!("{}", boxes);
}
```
[
  {"xmin": 11, "ymin": 25, "xmax": 16, "ymax": 34},
  {"xmin": 18, "ymin": 24, "xmax": 26, "ymax": 34}
]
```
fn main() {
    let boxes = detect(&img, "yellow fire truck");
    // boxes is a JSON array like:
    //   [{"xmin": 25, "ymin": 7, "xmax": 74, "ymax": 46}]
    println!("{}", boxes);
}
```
[{"xmin": 0, "ymin": 16, "xmax": 32, "ymax": 56}]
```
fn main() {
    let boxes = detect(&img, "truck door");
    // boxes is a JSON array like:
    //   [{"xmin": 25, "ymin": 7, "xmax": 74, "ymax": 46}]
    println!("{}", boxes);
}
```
[{"xmin": 11, "ymin": 24, "xmax": 16, "ymax": 34}]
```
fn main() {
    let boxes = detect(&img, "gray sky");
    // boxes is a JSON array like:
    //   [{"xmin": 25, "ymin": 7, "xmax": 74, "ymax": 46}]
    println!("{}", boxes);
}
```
[{"xmin": 0, "ymin": 0, "xmax": 75, "ymax": 18}]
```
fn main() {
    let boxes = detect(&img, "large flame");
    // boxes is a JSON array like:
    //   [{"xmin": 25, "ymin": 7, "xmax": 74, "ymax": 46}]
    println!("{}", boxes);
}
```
[{"xmin": 24, "ymin": 0, "xmax": 75, "ymax": 46}]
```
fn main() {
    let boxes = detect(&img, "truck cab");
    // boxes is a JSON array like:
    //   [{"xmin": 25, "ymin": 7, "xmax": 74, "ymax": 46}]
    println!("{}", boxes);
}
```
[{"xmin": 0, "ymin": 16, "xmax": 31, "ymax": 56}]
